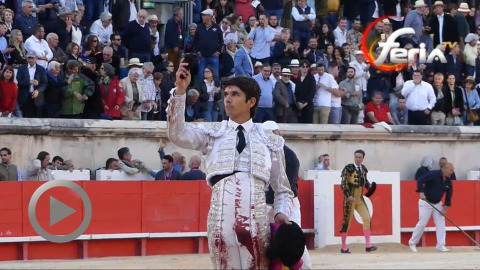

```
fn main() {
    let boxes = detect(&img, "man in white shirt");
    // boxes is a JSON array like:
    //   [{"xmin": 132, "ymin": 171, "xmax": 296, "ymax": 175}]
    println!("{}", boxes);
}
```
[
  {"xmin": 24, "ymin": 24, "xmax": 53, "ymax": 69},
  {"xmin": 349, "ymin": 50, "xmax": 370, "ymax": 95},
  {"xmin": 89, "ymin": 11, "xmax": 113, "ymax": 46},
  {"xmin": 291, "ymin": 0, "xmax": 315, "ymax": 52},
  {"xmin": 220, "ymin": 18, "xmax": 238, "ymax": 45},
  {"xmin": 401, "ymin": 70, "xmax": 437, "ymax": 125},
  {"xmin": 327, "ymin": 64, "xmax": 346, "ymax": 124},
  {"xmin": 333, "ymin": 16, "xmax": 348, "ymax": 46},
  {"xmin": 268, "ymin": 14, "xmax": 283, "ymax": 48},
  {"xmin": 313, "ymin": 63, "xmax": 338, "ymax": 124}
]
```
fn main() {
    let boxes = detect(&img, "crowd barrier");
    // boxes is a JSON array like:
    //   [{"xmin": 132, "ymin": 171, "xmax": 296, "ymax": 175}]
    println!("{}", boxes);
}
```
[{"xmin": 0, "ymin": 178, "xmax": 478, "ymax": 261}]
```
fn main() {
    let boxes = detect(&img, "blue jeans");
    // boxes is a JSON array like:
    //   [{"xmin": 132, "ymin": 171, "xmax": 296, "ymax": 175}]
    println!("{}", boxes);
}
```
[
  {"xmin": 328, "ymin": 106, "xmax": 342, "ymax": 124},
  {"xmin": 293, "ymin": 31, "xmax": 311, "ymax": 53},
  {"xmin": 327, "ymin": 13, "xmax": 338, "ymax": 29},
  {"xmin": 467, "ymin": 66, "xmax": 475, "ymax": 76},
  {"xmin": 130, "ymin": 52, "xmax": 151, "ymax": 63},
  {"xmin": 203, "ymin": 101, "xmax": 219, "ymax": 122},
  {"xmin": 263, "ymin": 8, "xmax": 283, "ymax": 24},
  {"xmin": 84, "ymin": 0, "xmax": 104, "ymax": 23},
  {"xmin": 198, "ymin": 56, "xmax": 220, "ymax": 86}
]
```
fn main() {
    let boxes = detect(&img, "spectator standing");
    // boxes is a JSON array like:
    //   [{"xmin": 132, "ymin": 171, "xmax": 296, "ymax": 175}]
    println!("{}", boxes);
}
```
[
  {"xmin": 313, "ymin": 62, "xmax": 338, "ymax": 124},
  {"xmin": 248, "ymin": 13, "xmax": 274, "ymax": 64},
  {"xmin": 268, "ymin": 14, "xmax": 283, "ymax": 48},
  {"xmin": 252, "ymin": 63, "xmax": 276, "ymax": 122},
  {"xmin": 463, "ymin": 33, "xmax": 478, "ymax": 76},
  {"xmin": 16, "ymin": 52, "xmax": 48, "ymax": 118},
  {"xmin": 220, "ymin": 17, "xmax": 238, "ymax": 45},
  {"xmin": 99, "ymin": 63, "xmax": 124, "ymax": 120},
  {"xmin": 346, "ymin": 18, "xmax": 363, "ymax": 52},
  {"xmin": 117, "ymin": 147, "xmax": 152, "ymax": 175},
  {"xmin": 9, "ymin": 29, "xmax": 27, "ymax": 68},
  {"xmin": 60, "ymin": 60, "xmax": 94, "ymax": 118},
  {"xmin": 327, "ymin": 63, "xmax": 346, "ymax": 124},
  {"xmin": 82, "ymin": 57, "xmax": 104, "ymax": 119},
  {"xmin": 234, "ymin": 38, "xmax": 253, "ymax": 76},
  {"xmin": 27, "ymin": 151, "xmax": 55, "ymax": 181},
  {"xmin": 215, "ymin": 0, "xmax": 234, "ymax": 24},
  {"xmin": 303, "ymin": 36, "xmax": 327, "ymax": 66},
  {"xmin": 13, "ymin": 0, "xmax": 38, "ymax": 41},
  {"xmin": 229, "ymin": 14, "xmax": 248, "ymax": 47},
  {"xmin": 431, "ymin": 72, "xmax": 446, "ymax": 125},
  {"xmin": 292, "ymin": 0, "xmax": 315, "ymax": 51},
  {"xmin": 443, "ymin": 74, "xmax": 464, "ymax": 126},
  {"xmin": 120, "ymin": 67, "xmax": 144, "ymax": 120},
  {"xmin": 403, "ymin": 0, "xmax": 426, "ymax": 47},
  {"xmin": 340, "ymin": 67, "xmax": 363, "ymax": 124},
  {"xmin": 235, "ymin": 0, "xmax": 255, "ymax": 23},
  {"xmin": 180, "ymin": 155, "xmax": 206, "ymax": 180},
  {"xmin": 294, "ymin": 60, "xmax": 316, "ymax": 123},
  {"xmin": 165, "ymin": 7, "xmax": 184, "ymax": 71},
  {"xmin": 24, "ymin": 24, "xmax": 53, "ymax": 69},
  {"xmin": 44, "ymin": 61, "xmax": 67, "ymax": 118},
  {"xmin": 262, "ymin": 0, "xmax": 283, "ymax": 24},
  {"xmin": 428, "ymin": 1, "xmax": 459, "ymax": 48},
  {"xmin": 453, "ymin": 3, "xmax": 470, "ymax": 45},
  {"xmin": 71, "ymin": 10, "xmax": 84, "ymax": 46},
  {"xmin": 155, "ymin": 154, "xmax": 181, "ymax": 180},
  {"xmin": 349, "ymin": 51, "xmax": 370, "ymax": 96},
  {"xmin": 273, "ymin": 68, "xmax": 298, "ymax": 123},
  {"xmin": 148, "ymin": 14, "xmax": 160, "ymax": 57},
  {"xmin": 0, "ymin": 147, "xmax": 18, "ymax": 181},
  {"xmin": 139, "ymin": 62, "xmax": 157, "ymax": 120},
  {"xmin": 184, "ymin": 88, "xmax": 202, "ymax": 122},
  {"xmin": 272, "ymin": 28, "xmax": 294, "ymax": 67},
  {"xmin": 194, "ymin": 9, "xmax": 223, "ymax": 85},
  {"xmin": 112, "ymin": 0, "xmax": 135, "ymax": 34},
  {"xmin": 110, "ymin": 33, "xmax": 126, "ymax": 61},
  {"xmin": 199, "ymin": 66, "xmax": 221, "ymax": 122},
  {"xmin": 220, "ymin": 38, "xmax": 236, "ymax": 78},
  {"xmin": 333, "ymin": 16, "xmax": 348, "ymax": 47},
  {"xmin": 402, "ymin": 70, "xmax": 436, "ymax": 125},
  {"xmin": 390, "ymin": 95, "xmax": 409, "ymax": 125},
  {"xmin": 89, "ymin": 11, "xmax": 113, "ymax": 46},
  {"xmin": 0, "ymin": 66, "xmax": 18, "ymax": 118},
  {"xmin": 47, "ymin": 6, "xmax": 72, "ymax": 52},
  {"xmin": 47, "ymin": 33, "xmax": 68, "ymax": 64},
  {"xmin": 123, "ymin": 9, "xmax": 151, "ymax": 62}
]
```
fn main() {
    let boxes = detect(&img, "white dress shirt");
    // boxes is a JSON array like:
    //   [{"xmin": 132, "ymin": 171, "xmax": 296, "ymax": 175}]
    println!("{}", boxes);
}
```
[
  {"xmin": 89, "ymin": 19, "xmax": 113, "ymax": 45},
  {"xmin": 313, "ymin": 72, "xmax": 337, "ymax": 107},
  {"xmin": 401, "ymin": 80, "xmax": 437, "ymax": 111},
  {"xmin": 333, "ymin": 27, "xmax": 347, "ymax": 46},
  {"xmin": 129, "ymin": 1, "xmax": 137, "ymax": 22},
  {"xmin": 24, "ymin": 36, "xmax": 53, "ymax": 69},
  {"xmin": 438, "ymin": 13, "xmax": 444, "ymax": 44},
  {"xmin": 28, "ymin": 64, "xmax": 36, "ymax": 93},
  {"xmin": 291, "ymin": 5, "xmax": 316, "ymax": 22}
]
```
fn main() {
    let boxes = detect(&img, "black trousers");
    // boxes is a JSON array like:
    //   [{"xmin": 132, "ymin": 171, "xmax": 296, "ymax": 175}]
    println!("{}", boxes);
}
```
[{"xmin": 408, "ymin": 110, "xmax": 430, "ymax": 125}]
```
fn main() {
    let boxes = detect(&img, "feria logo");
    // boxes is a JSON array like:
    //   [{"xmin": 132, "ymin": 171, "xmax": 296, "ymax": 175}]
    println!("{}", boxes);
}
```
[{"xmin": 361, "ymin": 17, "xmax": 457, "ymax": 72}]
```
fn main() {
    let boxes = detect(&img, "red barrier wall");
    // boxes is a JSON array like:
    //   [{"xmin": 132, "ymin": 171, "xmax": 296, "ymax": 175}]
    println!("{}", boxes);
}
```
[{"xmin": 0, "ymin": 180, "xmax": 478, "ymax": 261}]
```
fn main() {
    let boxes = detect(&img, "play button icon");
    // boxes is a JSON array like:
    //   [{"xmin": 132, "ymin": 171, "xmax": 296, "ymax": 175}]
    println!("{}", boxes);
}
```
[
  {"xmin": 28, "ymin": 180, "xmax": 92, "ymax": 243},
  {"xmin": 50, "ymin": 196, "xmax": 76, "ymax": 226}
]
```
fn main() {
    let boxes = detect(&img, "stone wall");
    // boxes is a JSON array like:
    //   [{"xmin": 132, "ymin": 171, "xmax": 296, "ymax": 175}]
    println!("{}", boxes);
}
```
[{"xmin": 1, "ymin": 118, "xmax": 479, "ymax": 180}]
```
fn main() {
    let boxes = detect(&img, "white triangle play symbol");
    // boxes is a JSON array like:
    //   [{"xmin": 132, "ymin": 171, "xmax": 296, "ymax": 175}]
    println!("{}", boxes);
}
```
[{"xmin": 50, "ymin": 196, "xmax": 76, "ymax": 226}]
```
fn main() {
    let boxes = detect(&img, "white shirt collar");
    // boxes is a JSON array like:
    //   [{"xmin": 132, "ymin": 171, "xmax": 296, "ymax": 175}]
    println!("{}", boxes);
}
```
[
  {"xmin": 438, "ymin": 13, "xmax": 444, "ymax": 18},
  {"xmin": 228, "ymin": 118, "xmax": 254, "ymax": 133},
  {"xmin": 136, "ymin": 19, "xmax": 145, "ymax": 27},
  {"xmin": 29, "ymin": 64, "xmax": 36, "ymax": 68}
]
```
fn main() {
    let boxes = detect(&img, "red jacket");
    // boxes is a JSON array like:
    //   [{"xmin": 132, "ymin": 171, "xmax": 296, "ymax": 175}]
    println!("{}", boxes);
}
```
[
  {"xmin": 0, "ymin": 80, "xmax": 18, "ymax": 113},
  {"xmin": 100, "ymin": 76, "xmax": 125, "ymax": 118}
]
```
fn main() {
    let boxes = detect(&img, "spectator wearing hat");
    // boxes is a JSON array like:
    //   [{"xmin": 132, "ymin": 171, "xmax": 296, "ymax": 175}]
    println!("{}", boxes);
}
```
[
  {"xmin": 428, "ymin": 1, "xmax": 459, "ymax": 48},
  {"xmin": 24, "ymin": 24, "xmax": 52, "ymax": 69},
  {"xmin": 89, "ymin": 11, "xmax": 113, "ymax": 46},
  {"xmin": 43, "ymin": 61, "xmax": 67, "ymax": 118},
  {"xmin": 60, "ymin": 60, "xmax": 95, "ymax": 119},
  {"xmin": 333, "ymin": 17, "xmax": 348, "ymax": 47},
  {"xmin": 16, "ymin": 51, "xmax": 48, "ymax": 118},
  {"xmin": 123, "ymin": 9, "xmax": 151, "ymax": 63},
  {"xmin": 349, "ymin": 50, "xmax": 370, "ymax": 95},
  {"xmin": 148, "ymin": 14, "xmax": 160, "ymax": 57},
  {"xmin": 404, "ymin": 0, "xmax": 427, "ymax": 46},
  {"xmin": 289, "ymin": 59, "xmax": 300, "ymax": 79},
  {"xmin": 194, "ymin": 9, "xmax": 223, "ymax": 86},
  {"xmin": 47, "ymin": 33, "xmax": 68, "ymax": 64},
  {"xmin": 248, "ymin": 12, "xmax": 275, "ymax": 64},
  {"xmin": 234, "ymin": 37, "xmax": 253, "ymax": 77},
  {"xmin": 99, "ymin": 63, "xmax": 124, "ymax": 120},
  {"xmin": 13, "ymin": 0, "xmax": 38, "ymax": 42},
  {"xmin": 253, "ymin": 61, "xmax": 263, "ymax": 75},
  {"xmin": 165, "ymin": 7, "xmax": 184, "ymax": 72},
  {"xmin": 273, "ymin": 68, "xmax": 298, "ymax": 123},
  {"xmin": 464, "ymin": 33, "xmax": 478, "ymax": 76},
  {"xmin": 47, "ymin": 6, "xmax": 73, "ymax": 52},
  {"xmin": 452, "ymin": 2, "xmax": 471, "ymax": 44}
]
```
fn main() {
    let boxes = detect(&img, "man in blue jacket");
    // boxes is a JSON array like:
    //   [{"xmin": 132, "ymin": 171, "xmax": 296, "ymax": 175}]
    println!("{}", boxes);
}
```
[
  {"xmin": 194, "ymin": 9, "xmax": 223, "ymax": 86},
  {"xmin": 164, "ymin": 6, "xmax": 184, "ymax": 71},
  {"xmin": 234, "ymin": 38, "xmax": 254, "ymax": 77},
  {"xmin": 180, "ymin": 155, "xmax": 206, "ymax": 180},
  {"xmin": 409, "ymin": 163, "xmax": 454, "ymax": 253}
]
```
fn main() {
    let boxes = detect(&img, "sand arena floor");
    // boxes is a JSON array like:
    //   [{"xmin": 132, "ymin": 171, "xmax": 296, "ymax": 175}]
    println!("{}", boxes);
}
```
[{"xmin": 1, "ymin": 244, "xmax": 479, "ymax": 269}]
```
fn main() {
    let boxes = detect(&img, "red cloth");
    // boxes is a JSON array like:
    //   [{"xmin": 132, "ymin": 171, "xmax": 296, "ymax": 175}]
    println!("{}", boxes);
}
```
[
  {"xmin": 365, "ymin": 101, "xmax": 391, "ymax": 124},
  {"xmin": 100, "ymin": 77, "xmax": 125, "ymax": 118},
  {"xmin": 0, "ymin": 80, "xmax": 18, "ymax": 113}
]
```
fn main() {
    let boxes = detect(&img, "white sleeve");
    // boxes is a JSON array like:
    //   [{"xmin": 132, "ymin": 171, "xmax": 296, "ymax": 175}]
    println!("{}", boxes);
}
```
[
  {"xmin": 291, "ymin": 7, "xmax": 304, "ymax": 22},
  {"xmin": 44, "ymin": 41, "xmax": 53, "ymax": 61}
]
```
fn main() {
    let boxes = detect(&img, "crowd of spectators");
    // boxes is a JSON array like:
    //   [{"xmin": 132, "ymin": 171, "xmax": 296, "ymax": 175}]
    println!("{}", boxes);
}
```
[{"xmin": 0, "ymin": 0, "xmax": 480, "ymax": 125}]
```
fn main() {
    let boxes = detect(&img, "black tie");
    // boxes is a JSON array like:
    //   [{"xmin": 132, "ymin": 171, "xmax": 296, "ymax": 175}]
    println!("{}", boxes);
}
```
[
  {"xmin": 237, "ymin": 125, "xmax": 246, "ymax": 154},
  {"xmin": 357, "ymin": 166, "xmax": 362, "ymax": 174}
]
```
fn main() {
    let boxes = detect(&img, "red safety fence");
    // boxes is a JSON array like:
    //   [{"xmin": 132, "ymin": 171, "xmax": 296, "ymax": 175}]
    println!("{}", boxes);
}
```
[{"xmin": 0, "ymin": 180, "xmax": 479, "ymax": 261}]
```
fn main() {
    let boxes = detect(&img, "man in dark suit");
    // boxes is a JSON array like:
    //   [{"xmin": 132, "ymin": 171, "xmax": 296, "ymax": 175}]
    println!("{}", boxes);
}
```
[
  {"xmin": 428, "ymin": 1, "xmax": 459, "ymax": 48},
  {"xmin": 155, "ymin": 154, "xmax": 181, "ymax": 180},
  {"xmin": 180, "ymin": 155, "xmax": 206, "ymax": 180},
  {"xmin": 273, "ymin": 68, "xmax": 298, "ymax": 123},
  {"xmin": 16, "ymin": 51, "xmax": 48, "ymax": 118}
]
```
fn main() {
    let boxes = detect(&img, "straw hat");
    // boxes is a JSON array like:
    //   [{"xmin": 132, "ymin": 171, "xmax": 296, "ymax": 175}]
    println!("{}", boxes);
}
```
[
  {"xmin": 413, "ymin": 0, "xmax": 427, "ymax": 8},
  {"xmin": 128, "ymin": 58, "xmax": 143, "ymax": 67},
  {"xmin": 290, "ymin": 59, "xmax": 300, "ymax": 67},
  {"xmin": 280, "ymin": 68, "xmax": 292, "ymax": 76},
  {"xmin": 458, "ymin": 3, "xmax": 470, "ymax": 12},
  {"xmin": 432, "ymin": 1, "xmax": 445, "ymax": 8}
]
